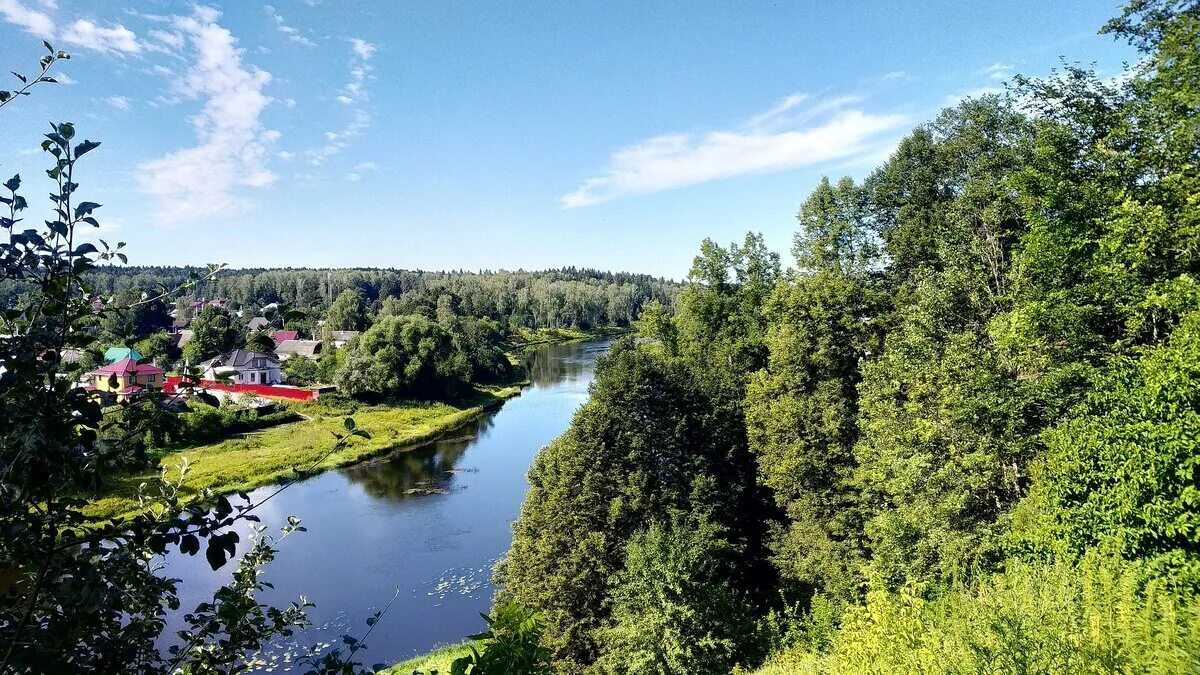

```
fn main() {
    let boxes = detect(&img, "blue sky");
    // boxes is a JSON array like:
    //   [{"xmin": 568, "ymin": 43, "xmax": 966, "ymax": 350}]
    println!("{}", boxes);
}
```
[{"xmin": 0, "ymin": 1, "xmax": 1137, "ymax": 278}]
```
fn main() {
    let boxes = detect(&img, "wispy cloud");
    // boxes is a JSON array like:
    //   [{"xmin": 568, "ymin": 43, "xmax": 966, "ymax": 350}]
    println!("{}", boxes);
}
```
[
  {"xmin": 0, "ymin": 0, "xmax": 53, "ymax": 37},
  {"xmin": 345, "ymin": 161, "xmax": 377, "ymax": 182},
  {"xmin": 980, "ymin": 63, "xmax": 1013, "ymax": 80},
  {"xmin": 307, "ymin": 38, "xmax": 376, "ymax": 166},
  {"xmin": 263, "ymin": 4, "xmax": 315, "ymax": 47},
  {"xmin": 0, "ymin": 1, "xmax": 143, "ymax": 55},
  {"xmin": 61, "ymin": 18, "xmax": 141, "ymax": 55},
  {"xmin": 105, "ymin": 95, "xmax": 130, "ymax": 110},
  {"xmin": 560, "ymin": 93, "xmax": 908, "ymax": 208},
  {"xmin": 136, "ymin": 5, "xmax": 278, "ymax": 225},
  {"xmin": 337, "ymin": 37, "xmax": 375, "ymax": 105}
]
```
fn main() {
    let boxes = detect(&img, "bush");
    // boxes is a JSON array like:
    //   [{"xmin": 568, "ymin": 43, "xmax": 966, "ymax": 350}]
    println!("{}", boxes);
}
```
[{"xmin": 757, "ymin": 554, "xmax": 1200, "ymax": 675}]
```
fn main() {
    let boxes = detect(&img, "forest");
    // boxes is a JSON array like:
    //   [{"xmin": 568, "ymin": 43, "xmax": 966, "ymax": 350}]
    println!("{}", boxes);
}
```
[
  {"xmin": 498, "ymin": 3, "xmax": 1200, "ymax": 673},
  {"xmin": 70, "ymin": 266, "xmax": 679, "ymax": 334}
]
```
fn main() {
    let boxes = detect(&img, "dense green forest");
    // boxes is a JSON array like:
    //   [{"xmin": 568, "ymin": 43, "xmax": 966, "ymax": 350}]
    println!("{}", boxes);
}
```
[
  {"xmin": 66, "ymin": 266, "xmax": 678, "ymax": 333},
  {"xmin": 499, "ymin": 3, "xmax": 1200, "ymax": 673}
]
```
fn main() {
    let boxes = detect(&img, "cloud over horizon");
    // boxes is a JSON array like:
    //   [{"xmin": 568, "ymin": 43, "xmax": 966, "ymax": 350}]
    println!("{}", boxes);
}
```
[{"xmin": 560, "ymin": 93, "xmax": 908, "ymax": 208}]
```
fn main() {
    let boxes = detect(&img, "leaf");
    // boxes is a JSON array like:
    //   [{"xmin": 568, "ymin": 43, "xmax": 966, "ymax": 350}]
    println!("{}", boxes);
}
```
[
  {"xmin": 3, "ymin": 174, "xmax": 18, "ymax": 191},
  {"xmin": 180, "ymin": 534, "xmax": 199, "ymax": 556},
  {"xmin": 204, "ymin": 538, "xmax": 226, "ymax": 570},
  {"xmin": 74, "ymin": 140, "xmax": 100, "ymax": 157},
  {"xmin": 74, "ymin": 201, "xmax": 101, "ymax": 219},
  {"xmin": 42, "ymin": 39, "xmax": 53, "ymax": 53},
  {"xmin": 343, "ymin": 417, "xmax": 356, "ymax": 431},
  {"xmin": 11, "ymin": 71, "xmax": 26, "ymax": 84}
]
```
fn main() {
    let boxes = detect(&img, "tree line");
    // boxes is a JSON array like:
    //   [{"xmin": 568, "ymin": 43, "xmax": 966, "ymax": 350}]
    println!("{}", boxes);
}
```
[{"xmin": 499, "ymin": 3, "xmax": 1200, "ymax": 673}]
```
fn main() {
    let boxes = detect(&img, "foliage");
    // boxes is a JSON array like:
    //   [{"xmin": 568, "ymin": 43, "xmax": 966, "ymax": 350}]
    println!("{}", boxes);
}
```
[
  {"xmin": 246, "ymin": 328, "xmax": 276, "ymax": 353},
  {"xmin": 184, "ymin": 304, "xmax": 240, "ymax": 362},
  {"xmin": 328, "ymin": 288, "xmax": 369, "ymax": 332},
  {"xmin": 445, "ymin": 602, "xmax": 552, "ymax": 675},
  {"xmin": 336, "ymin": 313, "xmax": 511, "ymax": 399},
  {"xmin": 498, "ymin": 4, "xmax": 1200, "ymax": 674},
  {"xmin": 497, "ymin": 341, "xmax": 772, "ymax": 671},
  {"xmin": 755, "ymin": 554, "xmax": 1200, "ymax": 675},
  {"xmin": 595, "ymin": 520, "xmax": 759, "ymax": 675},
  {"xmin": 0, "ymin": 47, "xmax": 382, "ymax": 674}
]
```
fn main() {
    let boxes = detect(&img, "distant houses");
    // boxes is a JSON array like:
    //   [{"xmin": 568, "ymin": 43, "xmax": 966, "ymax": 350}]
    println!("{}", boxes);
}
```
[
  {"xmin": 275, "ymin": 339, "xmax": 322, "ymax": 361},
  {"xmin": 199, "ymin": 349, "xmax": 284, "ymax": 385},
  {"xmin": 247, "ymin": 316, "xmax": 271, "ymax": 331},
  {"xmin": 329, "ymin": 331, "xmax": 360, "ymax": 348},
  {"xmin": 86, "ymin": 358, "xmax": 165, "ymax": 402},
  {"xmin": 273, "ymin": 330, "xmax": 299, "ymax": 343}
]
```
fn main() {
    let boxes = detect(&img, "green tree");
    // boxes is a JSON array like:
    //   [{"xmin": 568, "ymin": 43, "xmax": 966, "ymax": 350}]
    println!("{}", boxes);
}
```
[
  {"xmin": 595, "ymin": 520, "xmax": 758, "ymax": 675},
  {"xmin": 246, "ymin": 328, "xmax": 276, "ymax": 353},
  {"xmin": 335, "ymin": 314, "xmax": 470, "ymax": 398},
  {"xmin": 327, "ymin": 288, "xmax": 368, "ymax": 331},
  {"xmin": 744, "ymin": 176, "xmax": 880, "ymax": 603},
  {"xmin": 184, "ymin": 304, "xmax": 238, "ymax": 362},
  {"xmin": 498, "ymin": 342, "xmax": 771, "ymax": 671}
]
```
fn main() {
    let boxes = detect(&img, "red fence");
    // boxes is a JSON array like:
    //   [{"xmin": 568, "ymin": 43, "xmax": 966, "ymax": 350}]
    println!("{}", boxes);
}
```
[{"xmin": 164, "ymin": 376, "xmax": 319, "ymax": 402}]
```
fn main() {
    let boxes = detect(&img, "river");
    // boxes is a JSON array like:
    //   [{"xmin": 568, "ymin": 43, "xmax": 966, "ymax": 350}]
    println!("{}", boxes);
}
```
[{"xmin": 160, "ymin": 339, "xmax": 610, "ymax": 670}]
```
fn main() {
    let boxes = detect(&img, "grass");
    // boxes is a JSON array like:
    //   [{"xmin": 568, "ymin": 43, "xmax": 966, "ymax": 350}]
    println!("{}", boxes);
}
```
[
  {"xmin": 506, "ymin": 325, "xmax": 630, "ymax": 348},
  {"xmin": 382, "ymin": 643, "xmax": 474, "ymax": 674},
  {"xmin": 84, "ymin": 385, "xmax": 521, "ymax": 522}
]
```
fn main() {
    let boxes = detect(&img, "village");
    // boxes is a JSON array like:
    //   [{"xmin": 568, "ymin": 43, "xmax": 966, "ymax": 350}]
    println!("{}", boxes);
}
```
[{"xmin": 80, "ymin": 297, "xmax": 360, "ymax": 408}]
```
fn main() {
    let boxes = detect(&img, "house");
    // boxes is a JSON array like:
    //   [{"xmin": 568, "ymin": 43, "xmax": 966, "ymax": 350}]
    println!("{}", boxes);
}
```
[
  {"xmin": 104, "ymin": 346, "xmax": 143, "ymax": 363},
  {"xmin": 275, "ymin": 339, "xmax": 322, "ymax": 361},
  {"xmin": 247, "ymin": 317, "xmax": 271, "ymax": 331},
  {"xmin": 273, "ymin": 330, "xmax": 299, "ymax": 343},
  {"xmin": 199, "ymin": 349, "xmax": 284, "ymax": 385},
  {"xmin": 172, "ymin": 329, "xmax": 194, "ymax": 349},
  {"xmin": 86, "ymin": 358, "xmax": 165, "ymax": 402},
  {"xmin": 329, "ymin": 331, "xmax": 361, "ymax": 348}
]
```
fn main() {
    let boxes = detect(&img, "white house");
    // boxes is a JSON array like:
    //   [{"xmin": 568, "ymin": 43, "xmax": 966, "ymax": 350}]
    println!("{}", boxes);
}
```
[{"xmin": 199, "ymin": 349, "xmax": 284, "ymax": 385}]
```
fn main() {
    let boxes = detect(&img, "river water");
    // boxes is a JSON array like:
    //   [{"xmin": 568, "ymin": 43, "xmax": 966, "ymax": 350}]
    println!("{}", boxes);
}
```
[{"xmin": 160, "ymin": 339, "xmax": 609, "ymax": 670}]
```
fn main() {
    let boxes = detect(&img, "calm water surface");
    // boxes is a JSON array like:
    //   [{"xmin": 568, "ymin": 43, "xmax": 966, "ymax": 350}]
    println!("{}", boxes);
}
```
[{"xmin": 161, "ymin": 339, "xmax": 609, "ymax": 669}]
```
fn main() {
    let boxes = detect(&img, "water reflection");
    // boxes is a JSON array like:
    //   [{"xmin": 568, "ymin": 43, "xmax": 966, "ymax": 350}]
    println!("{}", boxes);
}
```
[
  {"xmin": 340, "ymin": 415, "xmax": 497, "ymax": 501},
  {"xmin": 519, "ymin": 340, "xmax": 593, "ymax": 387}
]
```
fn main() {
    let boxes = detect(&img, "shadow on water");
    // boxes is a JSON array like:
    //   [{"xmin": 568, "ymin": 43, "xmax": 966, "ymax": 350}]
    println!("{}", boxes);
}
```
[{"xmin": 339, "ymin": 414, "xmax": 496, "ymax": 501}]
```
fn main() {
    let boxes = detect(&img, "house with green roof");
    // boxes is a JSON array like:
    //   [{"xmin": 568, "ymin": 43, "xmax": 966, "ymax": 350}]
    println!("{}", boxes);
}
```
[{"xmin": 103, "ymin": 346, "xmax": 143, "ymax": 364}]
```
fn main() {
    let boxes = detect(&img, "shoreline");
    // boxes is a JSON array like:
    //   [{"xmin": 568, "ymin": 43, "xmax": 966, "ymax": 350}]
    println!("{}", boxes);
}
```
[{"xmin": 83, "ymin": 329, "xmax": 618, "ymax": 523}]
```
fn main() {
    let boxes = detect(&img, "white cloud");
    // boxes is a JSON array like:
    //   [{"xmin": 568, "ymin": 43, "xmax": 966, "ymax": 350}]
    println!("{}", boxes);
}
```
[
  {"xmin": 149, "ymin": 28, "xmax": 184, "ymax": 49},
  {"xmin": 880, "ymin": 70, "xmax": 912, "ymax": 82},
  {"xmin": 105, "ymin": 95, "xmax": 130, "ymax": 110},
  {"xmin": 349, "ymin": 37, "xmax": 376, "ymax": 60},
  {"xmin": 0, "ymin": 0, "xmax": 54, "ymax": 37},
  {"xmin": 136, "ymin": 5, "xmax": 278, "ymax": 225},
  {"xmin": 980, "ymin": 63, "xmax": 1013, "ymax": 81},
  {"xmin": 561, "ymin": 94, "xmax": 908, "ymax": 208},
  {"xmin": 277, "ymin": 150, "xmax": 295, "ymax": 161},
  {"xmin": 306, "ymin": 108, "xmax": 369, "ymax": 165},
  {"xmin": 337, "ymin": 38, "xmax": 376, "ymax": 105},
  {"xmin": 263, "ymin": 5, "xmax": 315, "ymax": 47},
  {"xmin": 61, "ymin": 18, "xmax": 141, "ymax": 55}
]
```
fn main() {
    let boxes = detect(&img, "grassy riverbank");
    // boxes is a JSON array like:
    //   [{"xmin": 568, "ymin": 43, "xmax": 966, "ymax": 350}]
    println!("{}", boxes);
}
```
[
  {"xmin": 85, "ymin": 385, "xmax": 521, "ymax": 522},
  {"xmin": 507, "ymin": 325, "xmax": 630, "ymax": 348},
  {"xmin": 382, "ymin": 643, "xmax": 474, "ymax": 674}
]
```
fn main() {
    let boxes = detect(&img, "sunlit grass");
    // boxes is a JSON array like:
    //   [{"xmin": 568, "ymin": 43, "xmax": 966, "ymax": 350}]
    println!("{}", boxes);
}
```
[
  {"xmin": 85, "ymin": 386, "xmax": 521, "ymax": 522},
  {"xmin": 381, "ymin": 642, "xmax": 474, "ymax": 674}
]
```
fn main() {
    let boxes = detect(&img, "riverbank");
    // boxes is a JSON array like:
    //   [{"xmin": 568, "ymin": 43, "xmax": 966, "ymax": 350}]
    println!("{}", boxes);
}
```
[
  {"xmin": 507, "ymin": 325, "xmax": 630, "ymax": 349},
  {"xmin": 382, "ymin": 643, "xmax": 473, "ymax": 674},
  {"xmin": 84, "ymin": 384, "xmax": 521, "ymax": 522}
]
